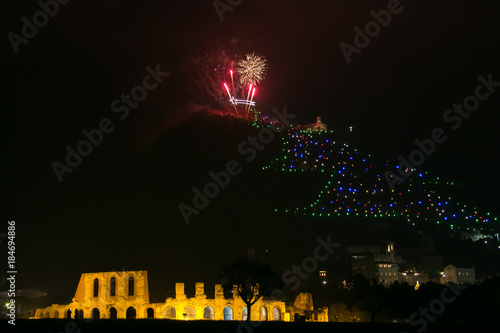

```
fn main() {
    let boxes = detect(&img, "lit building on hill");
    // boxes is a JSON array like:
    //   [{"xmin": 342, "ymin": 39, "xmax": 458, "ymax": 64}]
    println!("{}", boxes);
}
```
[
  {"xmin": 297, "ymin": 117, "xmax": 328, "ymax": 131},
  {"xmin": 441, "ymin": 265, "xmax": 475, "ymax": 285},
  {"xmin": 350, "ymin": 242, "xmax": 404, "ymax": 285}
]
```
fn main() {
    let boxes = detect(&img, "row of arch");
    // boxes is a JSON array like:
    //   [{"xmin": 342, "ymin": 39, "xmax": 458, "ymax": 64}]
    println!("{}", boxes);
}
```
[
  {"xmin": 43, "ymin": 307, "xmax": 139, "ymax": 319},
  {"xmin": 163, "ymin": 305, "xmax": 281, "ymax": 321},
  {"xmin": 93, "ymin": 276, "xmax": 134, "ymax": 297},
  {"xmin": 42, "ymin": 305, "xmax": 282, "ymax": 321}
]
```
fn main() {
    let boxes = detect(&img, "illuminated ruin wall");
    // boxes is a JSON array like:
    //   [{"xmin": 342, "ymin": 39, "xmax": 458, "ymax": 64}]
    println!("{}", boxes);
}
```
[{"xmin": 33, "ymin": 270, "xmax": 293, "ymax": 321}]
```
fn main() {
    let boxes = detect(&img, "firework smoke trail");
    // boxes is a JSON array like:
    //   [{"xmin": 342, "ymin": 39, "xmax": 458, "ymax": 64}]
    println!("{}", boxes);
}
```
[
  {"xmin": 191, "ymin": 48, "xmax": 241, "ymax": 108},
  {"xmin": 202, "ymin": 68, "xmax": 225, "ymax": 104},
  {"xmin": 236, "ymin": 53, "xmax": 268, "ymax": 86}
]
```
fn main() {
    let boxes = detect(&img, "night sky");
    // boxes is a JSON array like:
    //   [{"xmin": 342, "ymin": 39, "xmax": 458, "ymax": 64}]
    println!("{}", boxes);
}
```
[{"xmin": 2, "ymin": 0, "xmax": 500, "ymax": 300}]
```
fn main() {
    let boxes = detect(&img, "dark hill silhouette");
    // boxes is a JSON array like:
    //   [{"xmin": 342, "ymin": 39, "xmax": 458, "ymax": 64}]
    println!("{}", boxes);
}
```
[{"xmin": 16, "ymin": 110, "xmax": 499, "ymax": 309}]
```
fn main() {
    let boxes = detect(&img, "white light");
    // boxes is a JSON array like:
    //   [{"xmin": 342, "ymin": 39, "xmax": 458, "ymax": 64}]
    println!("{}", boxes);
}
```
[{"xmin": 229, "ymin": 97, "xmax": 256, "ymax": 106}]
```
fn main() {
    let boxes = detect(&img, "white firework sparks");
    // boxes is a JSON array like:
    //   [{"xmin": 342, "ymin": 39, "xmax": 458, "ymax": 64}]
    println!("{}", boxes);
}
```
[{"xmin": 236, "ymin": 53, "xmax": 267, "ymax": 86}]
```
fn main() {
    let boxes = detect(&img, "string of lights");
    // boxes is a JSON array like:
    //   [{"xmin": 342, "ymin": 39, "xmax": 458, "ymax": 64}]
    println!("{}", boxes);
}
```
[{"xmin": 263, "ymin": 128, "xmax": 498, "ymax": 235}]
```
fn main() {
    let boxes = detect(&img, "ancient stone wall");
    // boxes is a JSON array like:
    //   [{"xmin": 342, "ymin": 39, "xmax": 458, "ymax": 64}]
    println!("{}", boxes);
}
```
[{"xmin": 33, "ymin": 271, "xmax": 294, "ymax": 321}]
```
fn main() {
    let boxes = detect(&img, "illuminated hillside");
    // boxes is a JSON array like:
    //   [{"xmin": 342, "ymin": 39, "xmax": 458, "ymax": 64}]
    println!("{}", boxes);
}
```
[{"xmin": 264, "ymin": 128, "xmax": 499, "ymax": 236}]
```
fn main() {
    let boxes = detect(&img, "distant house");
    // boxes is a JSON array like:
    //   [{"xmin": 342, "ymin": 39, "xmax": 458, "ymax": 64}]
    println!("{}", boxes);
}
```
[{"xmin": 441, "ymin": 264, "xmax": 475, "ymax": 285}]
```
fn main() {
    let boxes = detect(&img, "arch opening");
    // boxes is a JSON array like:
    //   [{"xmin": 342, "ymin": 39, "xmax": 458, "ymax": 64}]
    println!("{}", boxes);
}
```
[
  {"xmin": 262, "ymin": 306, "xmax": 268, "ymax": 321},
  {"xmin": 110, "ymin": 307, "xmax": 117, "ymax": 319},
  {"xmin": 183, "ymin": 306, "xmax": 195, "ymax": 319},
  {"xmin": 223, "ymin": 306, "xmax": 233, "ymax": 321},
  {"xmin": 92, "ymin": 308, "xmax": 100, "ymax": 319},
  {"xmin": 273, "ymin": 307, "xmax": 281, "ymax": 321},
  {"xmin": 204, "ymin": 306, "xmax": 215, "ymax": 320},
  {"xmin": 126, "ymin": 306, "xmax": 136, "ymax": 319},
  {"xmin": 164, "ymin": 306, "xmax": 176, "ymax": 319},
  {"xmin": 242, "ymin": 306, "xmax": 248, "ymax": 321}
]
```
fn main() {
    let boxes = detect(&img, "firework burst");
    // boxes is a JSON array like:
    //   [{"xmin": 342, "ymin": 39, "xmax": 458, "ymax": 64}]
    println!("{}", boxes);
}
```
[{"xmin": 236, "ymin": 53, "xmax": 268, "ymax": 86}]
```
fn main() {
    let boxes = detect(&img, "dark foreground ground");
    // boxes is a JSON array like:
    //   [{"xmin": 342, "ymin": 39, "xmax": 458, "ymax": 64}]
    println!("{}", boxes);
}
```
[{"xmin": 1, "ymin": 320, "xmax": 498, "ymax": 333}]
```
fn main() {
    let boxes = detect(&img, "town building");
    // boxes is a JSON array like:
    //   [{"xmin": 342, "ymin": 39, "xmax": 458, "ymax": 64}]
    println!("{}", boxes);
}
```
[
  {"xmin": 350, "ymin": 242, "xmax": 404, "ymax": 285},
  {"xmin": 441, "ymin": 265, "xmax": 475, "ymax": 285}
]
